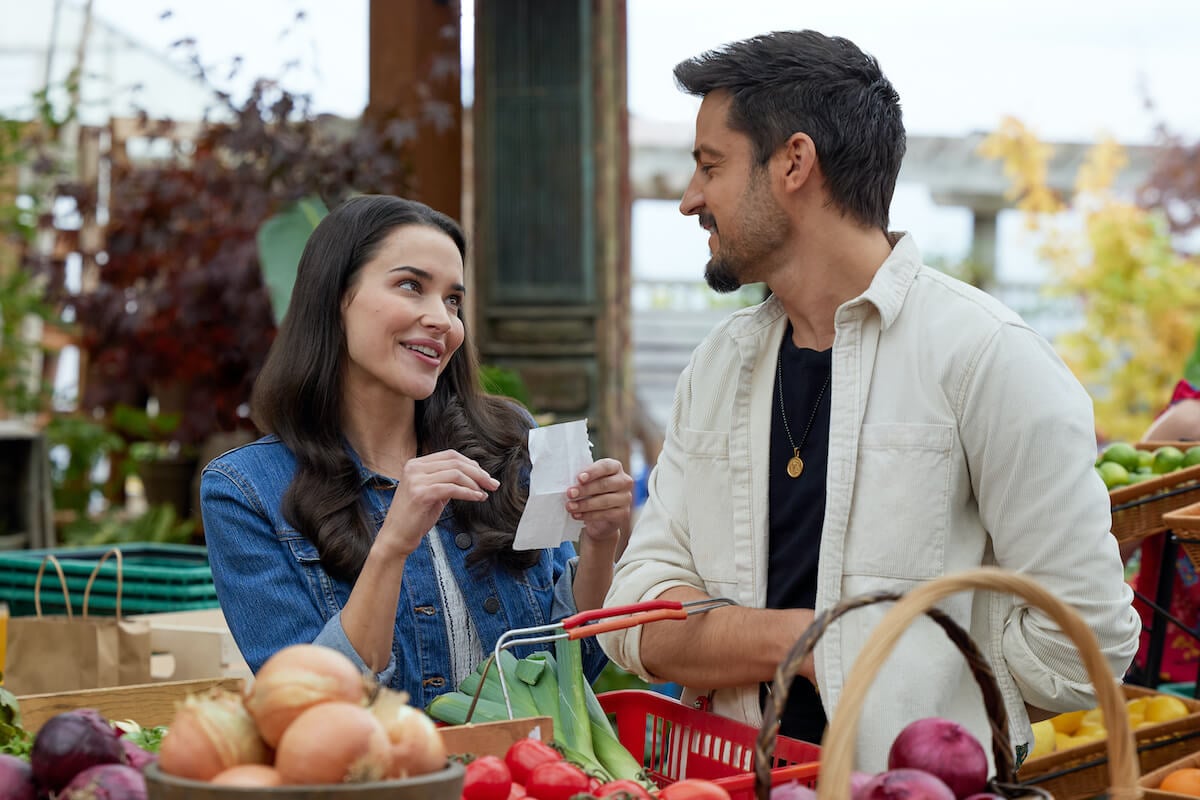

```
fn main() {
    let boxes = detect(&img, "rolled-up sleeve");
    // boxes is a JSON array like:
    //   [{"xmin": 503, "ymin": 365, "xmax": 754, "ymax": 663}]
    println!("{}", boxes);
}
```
[{"xmin": 961, "ymin": 323, "xmax": 1141, "ymax": 710}]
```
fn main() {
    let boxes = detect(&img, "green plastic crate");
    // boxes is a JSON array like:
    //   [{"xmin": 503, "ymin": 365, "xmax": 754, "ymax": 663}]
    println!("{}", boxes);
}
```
[{"xmin": 0, "ymin": 543, "xmax": 218, "ymax": 617}]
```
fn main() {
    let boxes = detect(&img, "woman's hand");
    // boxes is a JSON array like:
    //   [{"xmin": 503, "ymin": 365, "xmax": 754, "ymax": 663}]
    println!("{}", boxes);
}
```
[
  {"xmin": 567, "ymin": 458, "xmax": 633, "ymax": 551},
  {"xmin": 376, "ymin": 449, "xmax": 499, "ymax": 557}
]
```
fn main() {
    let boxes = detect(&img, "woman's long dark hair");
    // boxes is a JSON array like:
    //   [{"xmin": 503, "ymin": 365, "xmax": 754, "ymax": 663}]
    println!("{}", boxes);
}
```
[{"xmin": 251, "ymin": 195, "xmax": 539, "ymax": 582}]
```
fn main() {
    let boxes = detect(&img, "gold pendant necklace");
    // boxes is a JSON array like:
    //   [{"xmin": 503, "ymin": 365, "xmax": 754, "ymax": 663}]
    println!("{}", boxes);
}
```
[{"xmin": 777, "ymin": 355, "xmax": 830, "ymax": 480}]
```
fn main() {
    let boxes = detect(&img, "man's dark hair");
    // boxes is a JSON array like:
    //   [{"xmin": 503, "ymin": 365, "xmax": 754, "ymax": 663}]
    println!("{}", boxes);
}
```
[{"xmin": 674, "ymin": 30, "xmax": 905, "ymax": 230}]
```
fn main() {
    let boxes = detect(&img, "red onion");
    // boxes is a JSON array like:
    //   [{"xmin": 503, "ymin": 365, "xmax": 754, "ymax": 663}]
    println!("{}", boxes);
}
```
[
  {"xmin": 0, "ymin": 753, "xmax": 36, "ymax": 800},
  {"xmin": 119, "ymin": 737, "xmax": 158, "ymax": 771},
  {"xmin": 851, "ymin": 770, "xmax": 876, "ymax": 799},
  {"xmin": 770, "ymin": 780, "xmax": 818, "ymax": 800},
  {"xmin": 31, "ymin": 709, "xmax": 126, "ymax": 795},
  {"xmin": 60, "ymin": 763, "xmax": 147, "ymax": 800},
  {"xmin": 887, "ymin": 718, "xmax": 988, "ymax": 799},
  {"xmin": 860, "ymin": 769, "xmax": 956, "ymax": 800},
  {"xmin": 963, "ymin": 795, "xmax": 1006, "ymax": 800}
]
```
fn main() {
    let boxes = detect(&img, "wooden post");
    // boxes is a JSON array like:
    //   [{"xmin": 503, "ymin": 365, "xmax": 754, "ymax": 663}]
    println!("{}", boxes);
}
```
[{"xmin": 366, "ymin": 0, "xmax": 463, "ymax": 221}]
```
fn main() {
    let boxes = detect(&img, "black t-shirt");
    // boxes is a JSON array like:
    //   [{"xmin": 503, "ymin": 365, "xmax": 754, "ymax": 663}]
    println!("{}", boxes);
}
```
[{"xmin": 763, "ymin": 327, "xmax": 831, "ymax": 744}]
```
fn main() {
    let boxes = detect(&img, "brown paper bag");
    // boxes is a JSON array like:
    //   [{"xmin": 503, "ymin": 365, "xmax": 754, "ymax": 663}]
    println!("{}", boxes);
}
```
[{"xmin": 5, "ymin": 550, "xmax": 152, "ymax": 695}]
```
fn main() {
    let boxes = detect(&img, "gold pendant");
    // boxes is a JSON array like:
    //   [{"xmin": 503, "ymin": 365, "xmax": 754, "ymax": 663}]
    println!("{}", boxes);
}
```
[{"xmin": 787, "ymin": 451, "xmax": 804, "ymax": 478}]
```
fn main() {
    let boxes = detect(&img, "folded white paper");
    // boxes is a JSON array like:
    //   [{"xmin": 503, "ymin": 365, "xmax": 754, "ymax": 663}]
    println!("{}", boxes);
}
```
[{"xmin": 513, "ymin": 418, "xmax": 593, "ymax": 550}]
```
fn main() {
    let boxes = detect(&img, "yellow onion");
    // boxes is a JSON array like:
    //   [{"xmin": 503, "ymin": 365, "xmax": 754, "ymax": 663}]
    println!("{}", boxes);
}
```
[
  {"xmin": 211, "ymin": 764, "xmax": 285, "ymax": 787},
  {"xmin": 158, "ymin": 688, "xmax": 270, "ymax": 781},
  {"xmin": 274, "ymin": 701, "xmax": 392, "ymax": 785},
  {"xmin": 244, "ymin": 643, "xmax": 372, "ymax": 747},
  {"xmin": 368, "ymin": 687, "xmax": 448, "ymax": 778}
]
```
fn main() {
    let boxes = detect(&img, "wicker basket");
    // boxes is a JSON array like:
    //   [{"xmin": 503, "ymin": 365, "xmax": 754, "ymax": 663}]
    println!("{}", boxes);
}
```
[
  {"xmin": 1140, "ymin": 750, "xmax": 1200, "ymax": 798},
  {"xmin": 1163, "ymin": 500, "xmax": 1200, "ymax": 571},
  {"xmin": 806, "ymin": 569, "xmax": 1139, "ymax": 800},
  {"xmin": 1109, "ymin": 443, "xmax": 1200, "ymax": 545},
  {"xmin": 1017, "ymin": 684, "xmax": 1200, "ymax": 799}
]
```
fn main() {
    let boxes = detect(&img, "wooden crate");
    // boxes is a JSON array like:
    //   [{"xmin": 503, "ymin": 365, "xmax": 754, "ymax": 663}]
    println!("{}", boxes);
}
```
[
  {"xmin": 129, "ymin": 608, "xmax": 252, "ymax": 681},
  {"xmin": 439, "ymin": 716, "xmax": 553, "ymax": 757},
  {"xmin": 16, "ymin": 676, "xmax": 243, "ymax": 732},
  {"xmin": 1018, "ymin": 685, "xmax": 1200, "ymax": 800}
]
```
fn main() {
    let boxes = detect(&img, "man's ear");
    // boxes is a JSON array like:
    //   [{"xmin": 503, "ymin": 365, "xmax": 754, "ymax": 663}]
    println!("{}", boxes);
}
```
[{"xmin": 780, "ymin": 132, "xmax": 817, "ymax": 192}]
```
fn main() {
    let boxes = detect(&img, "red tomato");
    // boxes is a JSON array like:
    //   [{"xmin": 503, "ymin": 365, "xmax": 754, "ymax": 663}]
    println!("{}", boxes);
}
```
[
  {"xmin": 657, "ymin": 779, "xmax": 733, "ymax": 800},
  {"xmin": 596, "ymin": 778, "xmax": 656, "ymax": 799},
  {"xmin": 504, "ymin": 738, "xmax": 563, "ymax": 786},
  {"xmin": 463, "ymin": 755, "xmax": 514, "ymax": 800},
  {"xmin": 524, "ymin": 760, "xmax": 592, "ymax": 800},
  {"xmin": 507, "ymin": 781, "xmax": 527, "ymax": 800}
]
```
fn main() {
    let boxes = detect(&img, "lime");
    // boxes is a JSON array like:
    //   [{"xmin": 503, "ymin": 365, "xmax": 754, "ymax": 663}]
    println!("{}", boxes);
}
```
[
  {"xmin": 1138, "ymin": 450, "xmax": 1155, "ymax": 469},
  {"xmin": 1099, "ymin": 442, "xmax": 1141, "ymax": 472},
  {"xmin": 1152, "ymin": 446, "xmax": 1186, "ymax": 474},
  {"xmin": 1184, "ymin": 446, "xmax": 1200, "ymax": 468},
  {"xmin": 1097, "ymin": 461, "xmax": 1131, "ymax": 489}
]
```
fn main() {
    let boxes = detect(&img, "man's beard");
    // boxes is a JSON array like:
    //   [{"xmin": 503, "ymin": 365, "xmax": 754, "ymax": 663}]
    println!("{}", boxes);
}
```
[
  {"xmin": 701, "ymin": 168, "xmax": 788, "ymax": 294},
  {"xmin": 704, "ymin": 255, "xmax": 743, "ymax": 294}
]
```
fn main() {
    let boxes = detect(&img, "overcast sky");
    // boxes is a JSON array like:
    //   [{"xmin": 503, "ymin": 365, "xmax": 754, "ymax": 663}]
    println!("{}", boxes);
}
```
[{"xmin": 63, "ymin": 0, "xmax": 1200, "ymax": 144}]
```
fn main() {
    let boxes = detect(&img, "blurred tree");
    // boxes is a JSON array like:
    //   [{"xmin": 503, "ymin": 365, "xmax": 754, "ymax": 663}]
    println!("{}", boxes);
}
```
[
  {"xmin": 71, "ymin": 79, "xmax": 417, "ymax": 451},
  {"xmin": 980, "ymin": 118, "xmax": 1200, "ymax": 442}
]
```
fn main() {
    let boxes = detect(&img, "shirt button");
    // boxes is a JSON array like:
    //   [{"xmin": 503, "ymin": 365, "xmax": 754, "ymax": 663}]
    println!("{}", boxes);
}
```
[
  {"xmin": 423, "ymin": 676, "xmax": 446, "ymax": 688},
  {"xmin": 454, "ymin": 532, "xmax": 472, "ymax": 550},
  {"xmin": 483, "ymin": 596, "xmax": 500, "ymax": 614},
  {"xmin": 415, "ymin": 605, "xmax": 437, "ymax": 616}
]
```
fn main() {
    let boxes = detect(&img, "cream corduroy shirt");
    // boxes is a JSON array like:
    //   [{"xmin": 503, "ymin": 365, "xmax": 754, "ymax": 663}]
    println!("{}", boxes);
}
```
[{"xmin": 600, "ymin": 234, "xmax": 1140, "ymax": 772}]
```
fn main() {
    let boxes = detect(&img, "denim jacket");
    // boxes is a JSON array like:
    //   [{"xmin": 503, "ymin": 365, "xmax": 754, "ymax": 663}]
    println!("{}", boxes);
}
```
[{"xmin": 200, "ymin": 435, "xmax": 606, "ymax": 708}]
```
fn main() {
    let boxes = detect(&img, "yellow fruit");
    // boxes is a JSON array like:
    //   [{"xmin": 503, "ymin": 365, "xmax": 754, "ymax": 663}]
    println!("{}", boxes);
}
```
[
  {"xmin": 1081, "ymin": 707, "xmax": 1105, "ymax": 727},
  {"xmin": 1054, "ymin": 732, "xmax": 1077, "ymax": 751},
  {"xmin": 1126, "ymin": 697, "xmax": 1148, "ymax": 716},
  {"xmin": 1030, "ymin": 719, "xmax": 1056, "ymax": 759},
  {"xmin": 1074, "ymin": 723, "xmax": 1107, "ymax": 743},
  {"xmin": 1145, "ymin": 694, "xmax": 1191, "ymax": 723},
  {"xmin": 1051, "ymin": 709, "xmax": 1088, "ymax": 734},
  {"xmin": 1128, "ymin": 711, "xmax": 1144, "ymax": 728}
]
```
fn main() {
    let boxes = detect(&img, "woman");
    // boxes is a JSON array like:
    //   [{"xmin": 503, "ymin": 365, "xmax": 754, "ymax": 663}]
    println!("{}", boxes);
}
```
[{"xmin": 200, "ymin": 195, "xmax": 632, "ymax": 705}]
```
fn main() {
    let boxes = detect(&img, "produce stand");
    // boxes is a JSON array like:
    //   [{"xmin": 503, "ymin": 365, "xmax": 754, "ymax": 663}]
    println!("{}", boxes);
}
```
[
  {"xmin": 1017, "ymin": 684, "xmax": 1200, "ymax": 799},
  {"xmin": 15, "ymin": 676, "xmax": 243, "ymax": 731},
  {"xmin": 1110, "ymin": 443, "xmax": 1200, "ymax": 695}
]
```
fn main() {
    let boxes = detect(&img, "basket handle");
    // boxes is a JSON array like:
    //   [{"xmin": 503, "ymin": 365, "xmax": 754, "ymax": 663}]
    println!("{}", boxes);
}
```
[
  {"xmin": 82, "ymin": 548, "xmax": 125, "ymax": 619},
  {"xmin": 818, "ymin": 568, "xmax": 1139, "ymax": 800},
  {"xmin": 755, "ymin": 590, "xmax": 1017, "ymax": 799},
  {"xmin": 33, "ymin": 554, "xmax": 73, "ymax": 619}
]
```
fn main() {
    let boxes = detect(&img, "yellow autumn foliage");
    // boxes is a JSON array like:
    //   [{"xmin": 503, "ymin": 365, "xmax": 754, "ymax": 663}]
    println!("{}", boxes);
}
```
[{"xmin": 979, "ymin": 118, "xmax": 1200, "ymax": 441}]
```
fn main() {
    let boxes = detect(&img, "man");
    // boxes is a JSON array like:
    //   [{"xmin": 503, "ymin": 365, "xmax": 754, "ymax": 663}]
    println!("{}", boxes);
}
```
[{"xmin": 600, "ymin": 30, "xmax": 1140, "ymax": 770}]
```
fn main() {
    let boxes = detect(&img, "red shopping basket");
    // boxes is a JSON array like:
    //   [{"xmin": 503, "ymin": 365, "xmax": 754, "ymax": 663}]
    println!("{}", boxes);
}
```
[{"xmin": 597, "ymin": 689, "xmax": 820, "ymax": 798}]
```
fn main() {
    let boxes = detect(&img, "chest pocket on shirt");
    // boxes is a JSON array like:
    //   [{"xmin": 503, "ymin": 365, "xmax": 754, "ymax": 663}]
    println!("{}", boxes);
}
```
[
  {"xmin": 680, "ymin": 427, "xmax": 736, "ymax": 586},
  {"xmin": 843, "ymin": 423, "xmax": 953, "ymax": 579},
  {"xmin": 281, "ymin": 533, "xmax": 344, "ymax": 613}
]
